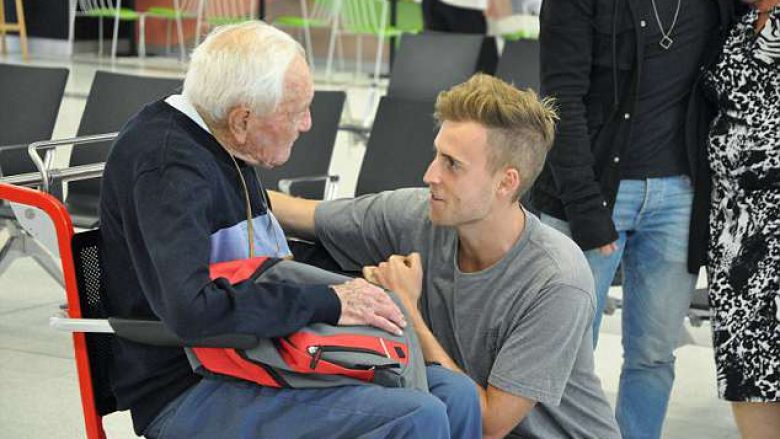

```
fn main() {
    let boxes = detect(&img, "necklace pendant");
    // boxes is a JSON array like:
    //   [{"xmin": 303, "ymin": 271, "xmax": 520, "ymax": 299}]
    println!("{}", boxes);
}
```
[{"xmin": 659, "ymin": 35, "xmax": 674, "ymax": 49}]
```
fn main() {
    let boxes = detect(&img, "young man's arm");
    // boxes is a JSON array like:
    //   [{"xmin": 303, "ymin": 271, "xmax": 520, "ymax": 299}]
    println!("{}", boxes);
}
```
[
  {"xmin": 367, "ymin": 255, "xmax": 536, "ymax": 439},
  {"xmin": 413, "ymin": 308, "xmax": 536, "ymax": 439},
  {"xmin": 268, "ymin": 190, "xmax": 319, "ymax": 240}
]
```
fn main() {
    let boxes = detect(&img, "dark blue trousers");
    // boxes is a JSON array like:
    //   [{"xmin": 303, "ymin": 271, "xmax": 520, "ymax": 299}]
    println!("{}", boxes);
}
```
[{"xmin": 145, "ymin": 365, "xmax": 482, "ymax": 439}]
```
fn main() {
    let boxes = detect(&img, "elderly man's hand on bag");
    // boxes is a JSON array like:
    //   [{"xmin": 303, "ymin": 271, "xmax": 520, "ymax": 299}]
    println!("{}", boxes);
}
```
[{"xmin": 331, "ymin": 278, "xmax": 407, "ymax": 336}]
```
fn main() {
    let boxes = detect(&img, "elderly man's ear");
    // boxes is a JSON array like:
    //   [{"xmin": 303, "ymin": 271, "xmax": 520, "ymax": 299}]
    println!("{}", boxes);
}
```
[{"xmin": 227, "ymin": 106, "xmax": 252, "ymax": 145}]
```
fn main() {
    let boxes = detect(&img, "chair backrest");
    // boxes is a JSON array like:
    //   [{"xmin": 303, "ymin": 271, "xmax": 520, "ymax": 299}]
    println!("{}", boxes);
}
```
[
  {"xmin": 340, "ymin": 0, "xmax": 389, "ymax": 34},
  {"xmin": 495, "ymin": 39, "xmax": 540, "ymax": 93},
  {"xmin": 66, "ymin": 71, "xmax": 182, "ymax": 221},
  {"xmin": 0, "ymin": 64, "xmax": 69, "ymax": 178},
  {"xmin": 355, "ymin": 97, "xmax": 437, "ymax": 196},
  {"xmin": 386, "ymin": 32, "xmax": 484, "ymax": 102},
  {"xmin": 72, "ymin": 229, "xmax": 118, "ymax": 423},
  {"xmin": 257, "ymin": 90, "xmax": 346, "ymax": 199},
  {"xmin": 76, "ymin": 0, "xmax": 121, "ymax": 13}
]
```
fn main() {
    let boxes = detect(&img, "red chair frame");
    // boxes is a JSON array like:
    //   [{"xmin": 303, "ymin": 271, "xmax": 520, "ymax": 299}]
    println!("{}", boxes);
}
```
[{"xmin": 0, "ymin": 182, "xmax": 106, "ymax": 439}]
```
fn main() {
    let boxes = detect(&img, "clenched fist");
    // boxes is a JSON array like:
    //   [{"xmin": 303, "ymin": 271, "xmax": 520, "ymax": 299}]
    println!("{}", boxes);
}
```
[{"xmin": 363, "ymin": 253, "xmax": 423, "ymax": 310}]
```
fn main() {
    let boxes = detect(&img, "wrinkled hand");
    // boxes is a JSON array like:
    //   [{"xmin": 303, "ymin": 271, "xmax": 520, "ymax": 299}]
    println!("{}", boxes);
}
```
[
  {"xmin": 331, "ymin": 278, "xmax": 406, "ymax": 336},
  {"xmin": 755, "ymin": 13, "xmax": 780, "ymax": 66},
  {"xmin": 363, "ymin": 253, "xmax": 423, "ymax": 309},
  {"xmin": 485, "ymin": 0, "xmax": 513, "ymax": 19}
]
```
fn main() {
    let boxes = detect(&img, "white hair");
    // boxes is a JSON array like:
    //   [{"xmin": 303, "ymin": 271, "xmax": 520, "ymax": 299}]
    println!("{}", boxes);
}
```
[{"xmin": 183, "ymin": 21, "xmax": 305, "ymax": 123}]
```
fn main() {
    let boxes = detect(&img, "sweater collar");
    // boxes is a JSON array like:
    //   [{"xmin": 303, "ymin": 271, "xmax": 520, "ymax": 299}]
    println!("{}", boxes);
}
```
[{"xmin": 163, "ymin": 96, "xmax": 250, "ymax": 168}]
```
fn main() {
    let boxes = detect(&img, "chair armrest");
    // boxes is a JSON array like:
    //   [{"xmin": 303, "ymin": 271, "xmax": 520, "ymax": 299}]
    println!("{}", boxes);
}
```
[
  {"xmin": 0, "ymin": 143, "xmax": 30, "ymax": 152},
  {"xmin": 50, "ymin": 315, "xmax": 259, "ymax": 349},
  {"xmin": 278, "ymin": 174, "xmax": 340, "ymax": 200},
  {"xmin": 338, "ymin": 123, "xmax": 370, "ymax": 143},
  {"xmin": 0, "ymin": 163, "xmax": 106, "ymax": 187},
  {"xmin": 28, "ymin": 132, "xmax": 117, "ymax": 193}
]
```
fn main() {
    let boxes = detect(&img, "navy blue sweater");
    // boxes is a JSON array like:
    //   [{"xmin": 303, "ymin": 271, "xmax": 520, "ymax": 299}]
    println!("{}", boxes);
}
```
[{"xmin": 99, "ymin": 100, "xmax": 340, "ymax": 434}]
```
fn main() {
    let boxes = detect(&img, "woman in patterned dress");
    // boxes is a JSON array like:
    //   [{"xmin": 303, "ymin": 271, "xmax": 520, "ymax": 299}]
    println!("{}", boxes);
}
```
[{"xmin": 705, "ymin": 0, "xmax": 780, "ymax": 436}]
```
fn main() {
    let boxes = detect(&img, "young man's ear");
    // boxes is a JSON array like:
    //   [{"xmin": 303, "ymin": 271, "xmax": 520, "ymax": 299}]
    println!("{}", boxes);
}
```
[
  {"xmin": 227, "ymin": 106, "xmax": 251, "ymax": 145},
  {"xmin": 498, "ymin": 167, "xmax": 521, "ymax": 199}
]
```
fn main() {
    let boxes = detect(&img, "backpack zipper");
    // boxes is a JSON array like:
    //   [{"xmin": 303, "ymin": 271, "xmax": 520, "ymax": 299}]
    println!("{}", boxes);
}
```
[{"xmin": 307, "ymin": 345, "xmax": 392, "ymax": 369}]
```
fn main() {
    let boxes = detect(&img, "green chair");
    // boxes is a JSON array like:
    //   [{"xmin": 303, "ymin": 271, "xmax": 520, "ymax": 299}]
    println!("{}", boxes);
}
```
[
  {"xmin": 143, "ymin": 0, "xmax": 202, "ymax": 63},
  {"xmin": 498, "ymin": 14, "xmax": 539, "ymax": 41},
  {"xmin": 203, "ymin": 0, "xmax": 257, "ymax": 28},
  {"xmin": 72, "ymin": 0, "xmax": 144, "ymax": 63},
  {"xmin": 394, "ymin": 0, "xmax": 423, "ymax": 34},
  {"xmin": 326, "ymin": 0, "xmax": 420, "ymax": 84},
  {"xmin": 273, "ymin": 0, "xmax": 340, "ymax": 67}
]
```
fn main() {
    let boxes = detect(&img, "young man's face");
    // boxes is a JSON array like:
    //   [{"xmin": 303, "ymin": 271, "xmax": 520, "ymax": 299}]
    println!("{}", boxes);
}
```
[
  {"xmin": 423, "ymin": 120, "xmax": 504, "ymax": 227},
  {"xmin": 246, "ymin": 56, "xmax": 314, "ymax": 168}
]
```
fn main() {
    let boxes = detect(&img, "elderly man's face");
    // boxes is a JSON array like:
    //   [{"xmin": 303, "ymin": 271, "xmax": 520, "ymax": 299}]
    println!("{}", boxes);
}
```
[{"xmin": 248, "ymin": 56, "xmax": 314, "ymax": 168}]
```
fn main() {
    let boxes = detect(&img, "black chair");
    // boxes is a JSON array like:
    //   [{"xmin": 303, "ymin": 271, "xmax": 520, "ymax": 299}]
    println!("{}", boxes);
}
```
[
  {"xmin": 386, "ymin": 32, "xmax": 485, "ymax": 102},
  {"xmin": 0, "ymin": 64, "xmax": 69, "ymax": 284},
  {"xmin": 64, "ymin": 228, "xmax": 257, "ymax": 439},
  {"xmin": 66, "ymin": 71, "xmax": 183, "ymax": 228},
  {"xmin": 355, "ymin": 97, "xmax": 438, "ymax": 197},
  {"xmin": 495, "ymin": 39, "xmax": 540, "ymax": 94},
  {"xmin": 256, "ymin": 90, "xmax": 346, "ymax": 199},
  {"xmin": 0, "ymin": 64, "xmax": 69, "ymax": 179}
]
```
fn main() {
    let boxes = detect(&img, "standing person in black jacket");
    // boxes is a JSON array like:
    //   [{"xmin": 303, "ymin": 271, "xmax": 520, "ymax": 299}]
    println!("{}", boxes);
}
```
[
  {"xmin": 527, "ymin": 0, "xmax": 736, "ymax": 438},
  {"xmin": 99, "ymin": 21, "xmax": 481, "ymax": 439}
]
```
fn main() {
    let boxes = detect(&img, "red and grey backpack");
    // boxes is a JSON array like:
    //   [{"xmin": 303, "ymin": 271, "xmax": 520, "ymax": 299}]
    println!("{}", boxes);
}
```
[{"xmin": 185, "ymin": 257, "xmax": 429, "ymax": 392}]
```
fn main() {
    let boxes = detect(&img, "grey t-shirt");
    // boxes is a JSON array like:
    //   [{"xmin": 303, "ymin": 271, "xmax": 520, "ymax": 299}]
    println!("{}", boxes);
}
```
[{"xmin": 315, "ymin": 189, "xmax": 620, "ymax": 439}]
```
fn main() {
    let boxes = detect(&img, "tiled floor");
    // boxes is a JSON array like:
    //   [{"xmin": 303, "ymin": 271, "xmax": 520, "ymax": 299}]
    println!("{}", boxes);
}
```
[{"xmin": 0, "ymin": 51, "xmax": 739, "ymax": 438}]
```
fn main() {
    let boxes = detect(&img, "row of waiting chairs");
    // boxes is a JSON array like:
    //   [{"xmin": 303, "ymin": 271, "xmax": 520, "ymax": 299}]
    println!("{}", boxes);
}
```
[
  {"xmin": 380, "ymin": 33, "xmax": 539, "ymax": 116},
  {"xmin": 0, "ymin": 65, "xmax": 184, "ymax": 288}
]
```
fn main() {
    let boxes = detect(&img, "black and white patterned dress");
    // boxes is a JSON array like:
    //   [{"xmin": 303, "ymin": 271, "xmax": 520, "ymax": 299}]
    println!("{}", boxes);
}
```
[{"xmin": 705, "ymin": 7, "xmax": 780, "ymax": 402}]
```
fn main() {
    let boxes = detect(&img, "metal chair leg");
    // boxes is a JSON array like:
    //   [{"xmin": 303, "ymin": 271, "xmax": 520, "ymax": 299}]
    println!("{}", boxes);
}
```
[
  {"xmin": 14, "ymin": 0, "xmax": 27, "ymax": 61},
  {"xmin": 0, "ymin": 234, "xmax": 21, "ymax": 278},
  {"xmin": 98, "ymin": 16, "xmax": 104, "ymax": 57},
  {"xmin": 139, "ymin": 15, "xmax": 146, "ymax": 58},
  {"xmin": 27, "ymin": 237, "xmax": 65, "ymax": 287}
]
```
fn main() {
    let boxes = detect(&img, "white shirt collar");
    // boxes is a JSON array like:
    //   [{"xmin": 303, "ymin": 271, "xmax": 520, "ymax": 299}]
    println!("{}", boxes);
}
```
[{"xmin": 165, "ymin": 94, "xmax": 212, "ymax": 134}]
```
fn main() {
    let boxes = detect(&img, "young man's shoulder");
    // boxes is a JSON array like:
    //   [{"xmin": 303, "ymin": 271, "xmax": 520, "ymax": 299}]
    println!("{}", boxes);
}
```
[{"xmin": 522, "ymin": 214, "xmax": 596, "ymax": 300}]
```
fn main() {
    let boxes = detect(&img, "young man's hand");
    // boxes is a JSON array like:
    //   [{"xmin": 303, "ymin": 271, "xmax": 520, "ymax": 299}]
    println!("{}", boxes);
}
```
[
  {"xmin": 363, "ymin": 253, "xmax": 423, "ymax": 309},
  {"xmin": 331, "ymin": 278, "xmax": 407, "ymax": 336}
]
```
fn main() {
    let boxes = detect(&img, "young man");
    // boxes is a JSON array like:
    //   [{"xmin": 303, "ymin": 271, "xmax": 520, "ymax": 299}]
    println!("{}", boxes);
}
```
[
  {"xmin": 271, "ymin": 74, "xmax": 620, "ymax": 439},
  {"xmin": 99, "ymin": 21, "xmax": 480, "ymax": 439}
]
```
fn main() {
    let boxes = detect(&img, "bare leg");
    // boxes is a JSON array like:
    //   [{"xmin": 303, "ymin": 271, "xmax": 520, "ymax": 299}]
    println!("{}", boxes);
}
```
[{"xmin": 732, "ymin": 402, "xmax": 780, "ymax": 439}]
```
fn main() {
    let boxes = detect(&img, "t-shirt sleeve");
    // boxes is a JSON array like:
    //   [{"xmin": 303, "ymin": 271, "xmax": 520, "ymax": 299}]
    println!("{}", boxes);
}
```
[
  {"xmin": 314, "ymin": 188, "xmax": 429, "ymax": 271},
  {"xmin": 488, "ymin": 283, "xmax": 594, "ymax": 405}
]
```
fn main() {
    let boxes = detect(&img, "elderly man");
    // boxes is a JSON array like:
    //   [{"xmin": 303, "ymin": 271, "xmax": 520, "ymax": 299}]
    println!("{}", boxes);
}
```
[
  {"xmin": 99, "ymin": 21, "xmax": 480, "ymax": 439},
  {"xmin": 271, "ymin": 75, "xmax": 620, "ymax": 439}
]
